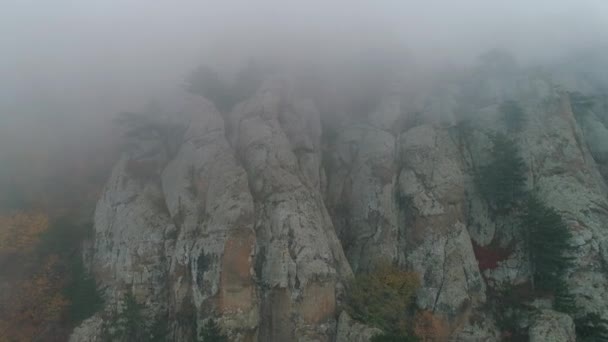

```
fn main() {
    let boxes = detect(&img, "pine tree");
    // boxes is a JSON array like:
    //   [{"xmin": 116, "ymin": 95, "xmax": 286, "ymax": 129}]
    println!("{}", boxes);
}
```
[
  {"xmin": 64, "ymin": 256, "xmax": 103, "ymax": 325},
  {"xmin": 101, "ymin": 290, "xmax": 147, "ymax": 342},
  {"xmin": 554, "ymin": 279, "xmax": 576, "ymax": 314},
  {"xmin": 521, "ymin": 195, "xmax": 574, "ymax": 293},
  {"xmin": 575, "ymin": 313, "xmax": 608, "ymax": 342},
  {"xmin": 121, "ymin": 291, "xmax": 146, "ymax": 341},
  {"xmin": 500, "ymin": 100, "xmax": 526, "ymax": 133},
  {"xmin": 477, "ymin": 133, "xmax": 527, "ymax": 214}
]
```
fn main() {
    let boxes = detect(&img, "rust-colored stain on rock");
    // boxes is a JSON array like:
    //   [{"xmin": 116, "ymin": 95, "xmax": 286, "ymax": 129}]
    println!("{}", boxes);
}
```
[
  {"xmin": 299, "ymin": 282, "xmax": 336, "ymax": 324},
  {"xmin": 219, "ymin": 229, "xmax": 256, "ymax": 313}
]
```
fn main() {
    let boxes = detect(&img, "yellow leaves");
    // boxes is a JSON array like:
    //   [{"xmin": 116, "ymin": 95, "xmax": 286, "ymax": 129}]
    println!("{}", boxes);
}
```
[
  {"xmin": 0, "ymin": 211, "xmax": 49, "ymax": 254},
  {"xmin": 346, "ymin": 260, "xmax": 420, "ymax": 335},
  {"xmin": 0, "ymin": 249, "xmax": 68, "ymax": 341}
]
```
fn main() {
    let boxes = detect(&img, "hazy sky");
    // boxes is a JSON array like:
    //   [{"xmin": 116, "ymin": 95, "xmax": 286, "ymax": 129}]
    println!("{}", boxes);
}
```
[{"xmin": 1, "ymin": 0, "xmax": 608, "ymax": 126}]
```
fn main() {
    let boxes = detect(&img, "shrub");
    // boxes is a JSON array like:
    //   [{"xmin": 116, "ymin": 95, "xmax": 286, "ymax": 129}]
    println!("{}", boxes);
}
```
[
  {"xmin": 115, "ymin": 111, "xmax": 185, "ymax": 160},
  {"xmin": 346, "ymin": 261, "xmax": 420, "ymax": 336},
  {"xmin": 199, "ymin": 319, "xmax": 228, "ymax": 342},
  {"xmin": 413, "ymin": 310, "xmax": 450, "ymax": 342},
  {"xmin": 476, "ymin": 133, "xmax": 527, "ymax": 214}
]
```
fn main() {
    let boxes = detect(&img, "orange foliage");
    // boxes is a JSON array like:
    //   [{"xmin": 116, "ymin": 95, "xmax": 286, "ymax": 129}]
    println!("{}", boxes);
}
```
[
  {"xmin": 0, "ymin": 212, "xmax": 69, "ymax": 341},
  {"xmin": 0, "ymin": 256, "xmax": 68, "ymax": 341},
  {"xmin": 413, "ymin": 310, "xmax": 451, "ymax": 342},
  {"xmin": 0, "ymin": 211, "xmax": 48, "ymax": 254}
]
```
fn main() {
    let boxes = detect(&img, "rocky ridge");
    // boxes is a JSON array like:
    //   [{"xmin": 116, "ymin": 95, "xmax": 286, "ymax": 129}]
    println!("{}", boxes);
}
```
[{"xmin": 72, "ymin": 61, "xmax": 608, "ymax": 341}]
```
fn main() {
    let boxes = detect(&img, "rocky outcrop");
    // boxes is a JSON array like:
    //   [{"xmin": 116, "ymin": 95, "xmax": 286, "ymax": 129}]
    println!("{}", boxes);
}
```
[
  {"xmin": 325, "ymin": 123, "xmax": 399, "ymax": 271},
  {"xmin": 161, "ymin": 97, "xmax": 258, "ymax": 341},
  {"xmin": 226, "ymin": 78, "xmax": 352, "ymax": 341},
  {"xmin": 92, "ymin": 150, "xmax": 174, "ymax": 315},
  {"xmin": 335, "ymin": 311, "xmax": 381, "ymax": 342},
  {"xmin": 325, "ymin": 96, "xmax": 486, "ymax": 332},
  {"xmin": 398, "ymin": 124, "xmax": 485, "ymax": 323},
  {"xmin": 74, "ymin": 63, "xmax": 608, "ymax": 342},
  {"xmin": 69, "ymin": 316, "xmax": 103, "ymax": 342},
  {"xmin": 528, "ymin": 96, "xmax": 608, "ymax": 322},
  {"xmin": 529, "ymin": 310, "xmax": 576, "ymax": 342}
]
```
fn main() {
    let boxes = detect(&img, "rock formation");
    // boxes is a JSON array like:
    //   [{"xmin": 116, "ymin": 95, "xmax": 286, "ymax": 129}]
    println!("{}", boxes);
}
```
[{"xmin": 71, "ymin": 59, "xmax": 608, "ymax": 342}]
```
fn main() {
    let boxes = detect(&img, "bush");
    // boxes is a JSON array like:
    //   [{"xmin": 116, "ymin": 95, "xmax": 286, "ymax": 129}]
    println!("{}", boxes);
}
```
[
  {"xmin": 413, "ymin": 310, "xmax": 450, "ymax": 342},
  {"xmin": 199, "ymin": 319, "xmax": 228, "ymax": 342},
  {"xmin": 346, "ymin": 261, "xmax": 420, "ymax": 336},
  {"xmin": 476, "ymin": 133, "xmax": 527, "ymax": 214}
]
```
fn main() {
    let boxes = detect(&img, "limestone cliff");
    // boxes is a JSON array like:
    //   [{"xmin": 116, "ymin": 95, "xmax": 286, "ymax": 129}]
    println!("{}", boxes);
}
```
[{"xmin": 72, "ymin": 61, "xmax": 608, "ymax": 342}]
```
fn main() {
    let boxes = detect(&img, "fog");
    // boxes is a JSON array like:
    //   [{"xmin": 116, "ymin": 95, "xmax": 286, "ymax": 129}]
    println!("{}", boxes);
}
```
[{"xmin": 1, "ymin": 0, "xmax": 608, "ymax": 144}]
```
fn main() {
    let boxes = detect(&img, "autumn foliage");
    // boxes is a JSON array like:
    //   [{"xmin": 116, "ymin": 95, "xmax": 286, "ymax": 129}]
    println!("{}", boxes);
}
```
[
  {"xmin": 0, "ymin": 211, "xmax": 70, "ymax": 341},
  {"xmin": 413, "ymin": 310, "xmax": 451, "ymax": 342},
  {"xmin": 0, "ymin": 211, "xmax": 49, "ymax": 255},
  {"xmin": 346, "ymin": 261, "xmax": 420, "ymax": 337}
]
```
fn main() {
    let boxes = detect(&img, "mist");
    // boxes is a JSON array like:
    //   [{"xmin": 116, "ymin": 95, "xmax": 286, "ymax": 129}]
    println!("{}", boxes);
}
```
[{"xmin": 1, "ymin": 0, "xmax": 608, "ymax": 148}]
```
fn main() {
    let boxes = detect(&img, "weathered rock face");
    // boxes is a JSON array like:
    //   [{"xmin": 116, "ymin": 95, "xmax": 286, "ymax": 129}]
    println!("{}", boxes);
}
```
[
  {"xmin": 161, "ymin": 97, "xmax": 259, "ymax": 341},
  {"xmin": 324, "ymin": 95, "xmax": 486, "ymax": 333},
  {"xmin": 398, "ymin": 124, "xmax": 485, "ymax": 324},
  {"xmin": 325, "ymin": 123, "xmax": 399, "ymax": 271},
  {"xmin": 74, "ymin": 64, "xmax": 608, "ymax": 341},
  {"xmin": 335, "ymin": 311, "xmax": 381, "ymax": 342},
  {"xmin": 527, "ymin": 96, "xmax": 608, "ymax": 322},
  {"xmin": 529, "ymin": 310, "xmax": 576, "ymax": 342},
  {"xmin": 92, "ymin": 153, "xmax": 174, "ymax": 314},
  {"xmin": 462, "ymin": 91, "xmax": 608, "ymax": 323},
  {"xmin": 226, "ymin": 79, "xmax": 352, "ymax": 341}
]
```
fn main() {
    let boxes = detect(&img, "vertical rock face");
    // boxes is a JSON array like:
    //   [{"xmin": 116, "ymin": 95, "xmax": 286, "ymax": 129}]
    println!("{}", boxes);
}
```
[
  {"xmin": 74, "ymin": 66, "xmax": 608, "ymax": 341},
  {"xmin": 463, "ymin": 91, "xmax": 608, "ymax": 322},
  {"xmin": 398, "ymin": 124, "xmax": 485, "ymax": 325},
  {"xmin": 526, "ymin": 96, "xmax": 608, "ymax": 320},
  {"xmin": 226, "ymin": 78, "xmax": 351, "ymax": 341},
  {"xmin": 529, "ymin": 310, "xmax": 576, "ymax": 342},
  {"xmin": 335, "ymin": 312, "xmax": 382, "ymax": 342},
  {"xmin": 324, "ymin": 93, "xmax": 486, "ymax": 333},
  {"xmin": 161, "ymin": 97, "xmax": 258, "ymax": 341},
  {"xmin": 92, "ymin": 144, "xmax": 174, "ymax": 314},
  {"xmin": 325, "ymin": 124, "xmax": 399, "ymax": 271}
]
